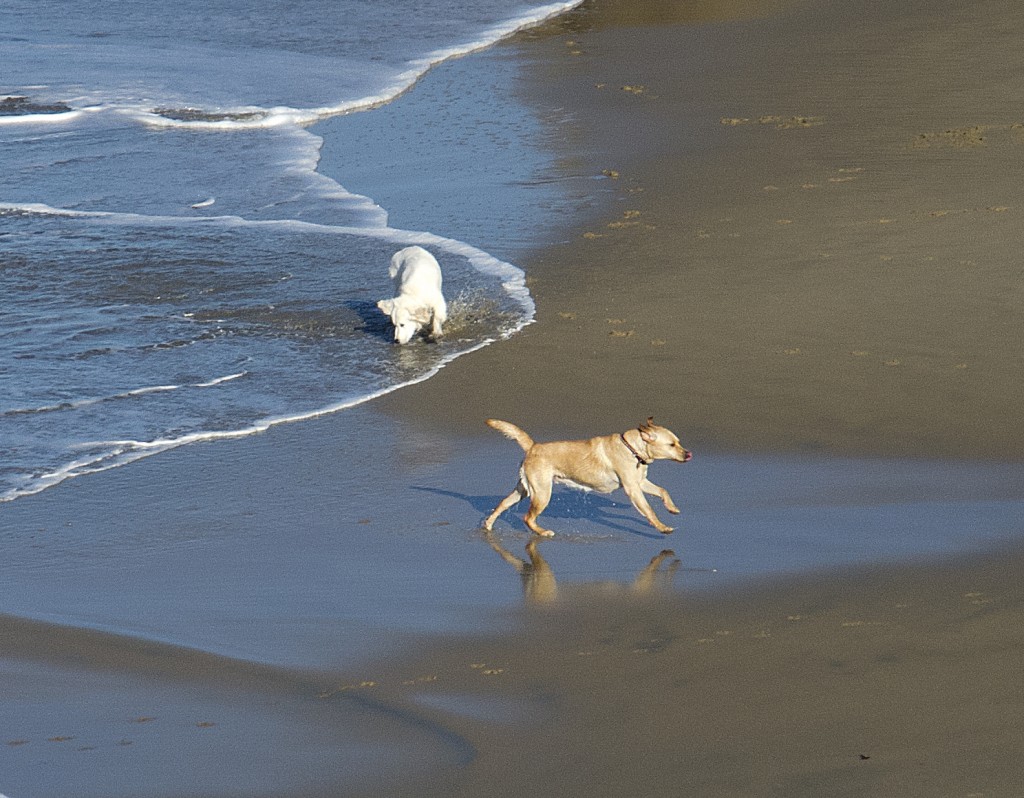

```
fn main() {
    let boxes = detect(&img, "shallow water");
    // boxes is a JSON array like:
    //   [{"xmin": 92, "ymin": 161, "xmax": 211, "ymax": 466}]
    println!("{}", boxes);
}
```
[
  {"xmin": 4, "ymin": 401, "xmax": 1023, "ymax": 670},
  {"xmin": 0, "ymin": 208, "xmax": 531, "ymax": 500},
  {"xmin": 0, "ymin": 0, "xmax": 584, "ymax": 501}
]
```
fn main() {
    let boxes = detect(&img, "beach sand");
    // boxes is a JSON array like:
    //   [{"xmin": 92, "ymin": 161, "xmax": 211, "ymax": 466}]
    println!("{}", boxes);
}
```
[
  {"xmin": 382, "ymin": 0, "xmax": 1024, "ymax": 460},
  {"xmin": 4, "ymin": 0, "xmax": 1024, "ymax": 795},
  {"xmin": 349, "ymin": 546, "xmax": 1024, "ymax": 797}
]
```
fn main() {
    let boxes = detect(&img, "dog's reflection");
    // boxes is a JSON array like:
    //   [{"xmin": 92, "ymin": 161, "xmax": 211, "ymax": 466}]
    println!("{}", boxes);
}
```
[{"xmin": 482, "ymin": 530, "xmax": 681, "ymax": 605}]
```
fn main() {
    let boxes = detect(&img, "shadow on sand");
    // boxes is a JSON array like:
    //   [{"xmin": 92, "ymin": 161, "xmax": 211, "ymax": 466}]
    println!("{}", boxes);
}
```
[{"xmin": 412, "ymin": 485, "xmax": 666, "ymax": 539}]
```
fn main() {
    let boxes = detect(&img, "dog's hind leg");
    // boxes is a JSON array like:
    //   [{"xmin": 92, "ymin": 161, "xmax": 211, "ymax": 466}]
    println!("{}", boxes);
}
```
[
  {"xmin": 483, "ymin": 481, "xmax": 527, "ymax": 531},
  {"xmin": 641, "ymin": 477, "xmax": 680, "ymax": 514},
  {"xmin": 522, "ymin": 475, "xmax": 555, "ymax": 538}
]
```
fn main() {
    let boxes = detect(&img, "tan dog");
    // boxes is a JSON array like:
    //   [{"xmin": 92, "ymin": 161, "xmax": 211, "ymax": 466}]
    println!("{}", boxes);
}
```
[{"xmin": 483, "ymin": 417, "xmax": 693, "ymax": 537}]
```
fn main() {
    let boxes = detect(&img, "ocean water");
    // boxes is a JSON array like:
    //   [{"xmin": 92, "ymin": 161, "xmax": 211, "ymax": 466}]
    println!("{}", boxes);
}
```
[{"xmin": 0, "ymin": 0, "xmax": 583, "ymax": 501}]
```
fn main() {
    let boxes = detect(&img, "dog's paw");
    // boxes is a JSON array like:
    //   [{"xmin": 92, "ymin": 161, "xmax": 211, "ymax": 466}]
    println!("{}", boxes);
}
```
[
  {"xmin": 656, "ymin": 525, "xmax": 674, "ymax": 535},
  {"xmin": 666, "ymin": 506, "xmax": 681, "ymax": 514}
]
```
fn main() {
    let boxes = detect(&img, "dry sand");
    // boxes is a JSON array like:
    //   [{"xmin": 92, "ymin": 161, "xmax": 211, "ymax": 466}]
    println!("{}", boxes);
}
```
[{"xmin": 4, "ymin": 0, "xmax": 1024, "ymax": 796}]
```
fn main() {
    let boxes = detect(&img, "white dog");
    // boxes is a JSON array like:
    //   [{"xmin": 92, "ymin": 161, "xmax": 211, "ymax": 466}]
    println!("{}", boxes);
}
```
[{"xmin": 377, "ymin": 246, "xmax": 447, "ymax": 344}]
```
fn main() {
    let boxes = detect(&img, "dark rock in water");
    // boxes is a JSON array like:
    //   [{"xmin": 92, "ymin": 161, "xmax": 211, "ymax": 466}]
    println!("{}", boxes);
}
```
[
  {"xmin": 152, "ymin": 106, "xmax": 266, "ymax": 123},
  {"xmin": 0, "ymin": 95, "xmax": 74, "ymax": 115}
]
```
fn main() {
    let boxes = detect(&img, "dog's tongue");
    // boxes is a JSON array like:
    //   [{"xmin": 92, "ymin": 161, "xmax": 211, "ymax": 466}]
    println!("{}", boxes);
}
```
[{"xmin": 684, "ymin": 451, "xmax": 693, "ymax": 462}]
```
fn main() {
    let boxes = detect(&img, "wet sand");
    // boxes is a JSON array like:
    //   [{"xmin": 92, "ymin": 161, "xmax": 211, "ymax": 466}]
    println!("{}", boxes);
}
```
[
  {"xmin": 350, "ymin": 545, "xmax": 1024, "ymax": 797},
  {"xmin": 382, "ymin": 0, "xmax": 1024, "ymax": 459},
  {"xmin": 4, "ymin": 414, "xmax": 1022, "ymax": 796},
  {"xmin": 4, "ymin": 0, "xmax": 1024, "ymax": 796},
  {"xmin": 362, "ymin": 0, "xmax": 1024, "ymax": 793}
]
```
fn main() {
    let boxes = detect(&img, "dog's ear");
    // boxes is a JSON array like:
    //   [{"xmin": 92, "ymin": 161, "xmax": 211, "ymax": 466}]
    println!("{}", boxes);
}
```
[
  {"xmin": 639, "ymin": 416, "xmax": 657, "ymax": 442},
  {"xmin": 377, "ymin": 299, "xmax": 394, "ymax": 315}
]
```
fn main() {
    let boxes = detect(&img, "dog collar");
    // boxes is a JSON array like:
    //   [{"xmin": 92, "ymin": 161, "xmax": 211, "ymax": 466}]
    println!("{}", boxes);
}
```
[{"xmin": 620, "ymin": 432, "xmax": 652, "ymax": 467}]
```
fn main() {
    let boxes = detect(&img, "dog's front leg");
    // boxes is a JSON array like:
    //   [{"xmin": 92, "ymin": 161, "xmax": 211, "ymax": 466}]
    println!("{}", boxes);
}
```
[
  {"xmin": 641, "ymin": 478, "xmax": 680, "ymax": 514},
  {"xmin": 632, "ymin": 550, "xmax": 680, "ymax": 593},
  {"xmin": 430, "ymin": 305, "xmax": 446, "ymax": 338},
  {"xmin": 622, "ymin": 481, "xmax": 674, "ymax": 534}
]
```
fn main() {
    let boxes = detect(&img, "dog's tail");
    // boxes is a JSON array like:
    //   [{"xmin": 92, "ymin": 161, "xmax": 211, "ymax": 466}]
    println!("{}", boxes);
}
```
[{"xmin": 486, "ymin": 419, "xmax": 534, "ymax": 452}]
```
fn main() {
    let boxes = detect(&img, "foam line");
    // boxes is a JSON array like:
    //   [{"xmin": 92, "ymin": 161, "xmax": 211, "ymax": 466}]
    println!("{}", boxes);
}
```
[
  {"xmin": 0, "ymin": 334, "xmax": 504, "ymax": 503},
  {"xmin": 194, "ymin": 372, "xmax": 248, "ymax": 388},
  {"xmin": 110, "ymin": 1, "xmax": 584, "ymax": 131},
  {"xmin": 0, "ymin": 205, "xmax": 532, "ymax": 503},
  {"xmin": 0, "ymin": 203, "xmax": 536, "ymax": 319},
  {"xmin": 1, "ymin": 372, "xmax": 249, "ymax": 417},
  {"xmin": 0, "ymin": 109, "xmax": 82, "ymax": 126}
]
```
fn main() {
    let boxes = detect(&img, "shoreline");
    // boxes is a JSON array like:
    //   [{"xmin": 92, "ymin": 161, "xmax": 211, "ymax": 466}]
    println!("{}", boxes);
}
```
[
  {"xmin": 378, "ymin": 0, "xmax": 1024, "ymax": 461},
  {"xmin": 4, "ymin": 0, "xmax": 1024, "ymax": 795}
]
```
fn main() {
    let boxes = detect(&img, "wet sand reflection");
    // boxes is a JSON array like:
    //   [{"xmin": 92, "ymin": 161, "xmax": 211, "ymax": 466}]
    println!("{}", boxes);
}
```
[{"xmin": 482, "ymin": 530, "xmax": 680, "ymax": 605}]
